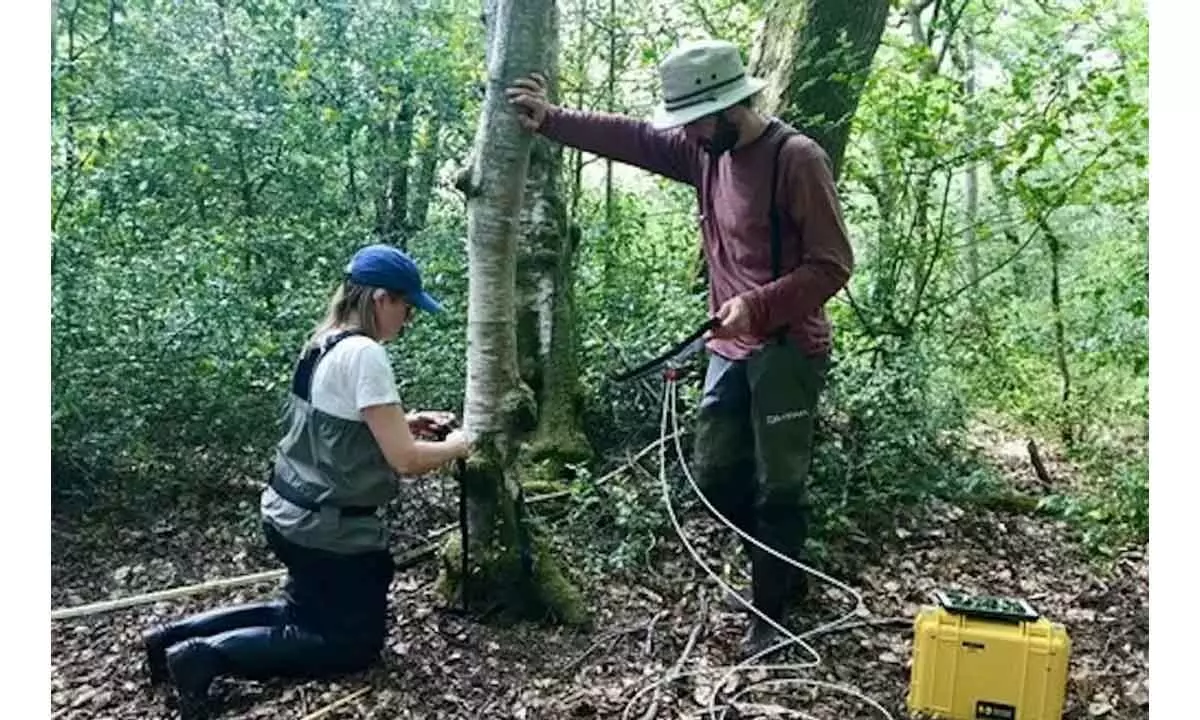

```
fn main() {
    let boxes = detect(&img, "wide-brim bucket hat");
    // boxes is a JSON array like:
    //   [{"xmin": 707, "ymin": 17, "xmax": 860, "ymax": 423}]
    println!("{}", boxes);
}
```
[{"xmin": 650, "ymin": 39, "xmax": 768, "ymax": 130}]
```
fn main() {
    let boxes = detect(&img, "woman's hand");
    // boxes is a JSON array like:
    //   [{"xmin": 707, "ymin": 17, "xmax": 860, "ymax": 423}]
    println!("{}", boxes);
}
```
[
  {"xmin": 406, "ymin": 410, "xmax": 470, "ymax": 461},
  {"xmin": 365, "ymin": 406, "xmax": 469, "ymax": 476},
  {"xmin": 406, "ymin": 410, "xmax": 458, "ymax": 440},
  {"xmin": 443, "ymin": 428, "xmax": 471, "ymax": 460}
]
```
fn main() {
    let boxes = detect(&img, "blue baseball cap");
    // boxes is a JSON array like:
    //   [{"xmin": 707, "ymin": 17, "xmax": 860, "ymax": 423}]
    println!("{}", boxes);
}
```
[{"xmin": 345, "ymin": 244, "xmax": 444, "ymax": 313}]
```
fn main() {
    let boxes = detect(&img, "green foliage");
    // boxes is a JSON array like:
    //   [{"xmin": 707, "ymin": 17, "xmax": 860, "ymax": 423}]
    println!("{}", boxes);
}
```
[
  {"xmin": 838, "ymin": 0, "xmax": 1148, "ymax": 549},
  {"xmin": 51, "ymin": 0, "xmax": 1147, "ymax": 562},
  {"xmin": 570, "ymin": 183, "xmax": 710, "ymax": 443},
  {"xmin": 1037, "ymin": 454, "xmax": 1147, "ymax": 556},
  {"xmin": 51, "ymin": 0, "xmax": 485, "ymax": 498},
  {"xmin": 807, "ymin": 324, "xmax": 976, "ymax": 550},
  {"xmin": 562, "ymin": 463, "xmax": 673, "ymax": 575}
]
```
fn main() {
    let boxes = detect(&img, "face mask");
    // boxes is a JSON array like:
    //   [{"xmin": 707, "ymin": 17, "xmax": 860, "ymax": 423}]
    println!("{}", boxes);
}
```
[{"xmin": 700, "ymin": 111, "xmax": 741, "ymax": 156}]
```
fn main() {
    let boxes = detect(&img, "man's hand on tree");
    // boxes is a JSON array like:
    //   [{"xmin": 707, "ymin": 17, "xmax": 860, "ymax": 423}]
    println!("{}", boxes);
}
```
[{"xmin": 505, "ymin": 73, "xmax": 551, "ymax": 132}]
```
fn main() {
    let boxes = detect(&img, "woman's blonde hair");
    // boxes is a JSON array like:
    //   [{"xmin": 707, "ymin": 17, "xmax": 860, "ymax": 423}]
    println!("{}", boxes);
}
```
[{"xmin": 305, "ymin": 280, "xmax": 403, "ymax": 350}]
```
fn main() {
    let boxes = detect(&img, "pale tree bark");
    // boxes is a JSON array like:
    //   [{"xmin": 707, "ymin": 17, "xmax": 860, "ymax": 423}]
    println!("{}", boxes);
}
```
[
  {"xmin": 444, "ymin": 0, "xmax": 584, "ymax": 624},
  {"xmin": 963, "ymin": 28, "xmax": 981, "ymax": 301},
  {"xmin": 517, "ymin": 3, "xmax": 592, "ymax": 487},
  {"xmin": 750, "ymin": 0, "xmax": 891, "ymax": 179},
  {"xmin": 569, "ymin": 0, "xmax": 590, "ymax": 221},
  {"xmin": 52, "ymin": 0, "xmax": 60, "ymax": 71}
]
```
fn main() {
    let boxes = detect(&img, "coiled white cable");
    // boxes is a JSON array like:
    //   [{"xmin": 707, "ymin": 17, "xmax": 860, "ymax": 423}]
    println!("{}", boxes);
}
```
[{"xmin": 620, "ymin": 375, "xmax": 896, "ymax": 720}]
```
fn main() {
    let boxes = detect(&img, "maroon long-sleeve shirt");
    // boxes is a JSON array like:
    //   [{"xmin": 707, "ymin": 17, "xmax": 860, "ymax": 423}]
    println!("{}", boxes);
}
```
[{"xmin": 539, "ymin": 106, "xmax": 854, "ymax": 360}]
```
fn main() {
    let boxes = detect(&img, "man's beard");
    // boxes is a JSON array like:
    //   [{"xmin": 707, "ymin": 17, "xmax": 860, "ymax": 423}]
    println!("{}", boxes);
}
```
[{"xmin": 701, "ymin": 112, "xmax": 740, "ymax": 156}]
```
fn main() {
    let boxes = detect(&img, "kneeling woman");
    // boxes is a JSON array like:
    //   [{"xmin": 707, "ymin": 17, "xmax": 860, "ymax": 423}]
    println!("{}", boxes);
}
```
[{"xmin": 141, "ymin": 245, "xmax": 470, "ymax": 719}]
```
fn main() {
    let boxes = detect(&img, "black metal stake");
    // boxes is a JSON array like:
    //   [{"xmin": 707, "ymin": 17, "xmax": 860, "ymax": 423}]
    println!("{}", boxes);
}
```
[{"xmin": 454, "ymin": 458, "xmax": 469, "ymax": 613}]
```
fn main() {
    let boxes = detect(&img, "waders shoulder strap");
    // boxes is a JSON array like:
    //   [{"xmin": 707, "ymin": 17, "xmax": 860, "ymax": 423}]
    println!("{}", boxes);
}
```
[
  {"xmin": 769, "ymin": 129, "xmax": 798, "ymax": 343},
  {"xmin": 290, "ymin": 329, "xmax": 370, "ymax": 402}
]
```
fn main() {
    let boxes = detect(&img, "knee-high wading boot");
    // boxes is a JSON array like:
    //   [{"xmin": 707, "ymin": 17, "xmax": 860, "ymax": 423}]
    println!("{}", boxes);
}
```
[
  {"xmin": 740, "ymin": 545, "xmax": 794, "ymax": 661},
  {"xmin": 740, "ymin": 527, "xmax": 812, "ymax": 660},
  {"xmin": 164, "ymin": 638, "xmax": 223, "ymax": 720},
  {"xmin": 142, "ymin": 600, "xmax": 288, "ymax": 685},
  {"xmin": 706, "ymin": 462, "xmax": 758, "ymax": 614},
  {"xmin": 165, "ymin": 624, "xmax": 381, "ymax": 720}
]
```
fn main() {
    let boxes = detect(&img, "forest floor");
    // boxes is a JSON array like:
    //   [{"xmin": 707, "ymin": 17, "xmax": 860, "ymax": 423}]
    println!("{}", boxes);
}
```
[{"xmin": 50, "ymin": 423, "xmax": 1148, "ymax": 720}]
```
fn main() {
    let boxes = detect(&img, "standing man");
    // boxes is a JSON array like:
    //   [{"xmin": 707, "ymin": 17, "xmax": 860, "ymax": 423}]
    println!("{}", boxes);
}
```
[{"xmin": 506, "ymin": 39, "xmax": 853, "ymax": 657}]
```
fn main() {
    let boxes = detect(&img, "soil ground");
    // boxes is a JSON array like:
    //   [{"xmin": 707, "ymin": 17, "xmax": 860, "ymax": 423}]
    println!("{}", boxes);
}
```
[{"xmin": 50, "ymin": 427, "xmax": 1148, "ymax": 719}]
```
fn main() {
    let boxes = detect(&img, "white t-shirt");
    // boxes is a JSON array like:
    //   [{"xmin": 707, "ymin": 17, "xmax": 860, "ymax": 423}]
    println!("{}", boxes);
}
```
[{"xmin": 309, "ymin": 333, "xmax": 402, "ymax": 420}]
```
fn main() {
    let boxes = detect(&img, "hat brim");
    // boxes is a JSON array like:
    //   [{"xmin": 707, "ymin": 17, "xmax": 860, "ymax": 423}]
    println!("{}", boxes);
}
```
[
  {"xmin": 650, "ymin": 77, "xmax": 768, "ymax": 130},
  {"xmin": 410, "ymin": 290, "xmax": 444, "ymax": 314}
]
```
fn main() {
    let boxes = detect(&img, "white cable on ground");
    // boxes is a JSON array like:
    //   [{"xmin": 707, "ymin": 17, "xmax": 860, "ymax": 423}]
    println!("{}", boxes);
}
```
[
  {"xmin": 621, "ymin": 377, "xmax": 895, "ymax": 720},
  {"xmin": 50, "ymin": 569, "xmax": 287, "ymax": 621}
]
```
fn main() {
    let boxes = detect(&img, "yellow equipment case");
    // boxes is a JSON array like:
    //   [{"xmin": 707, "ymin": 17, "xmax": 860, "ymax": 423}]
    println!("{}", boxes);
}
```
[{"xmin": 907, "ymin": 590, "xmax": 1070, "ymax": 720}]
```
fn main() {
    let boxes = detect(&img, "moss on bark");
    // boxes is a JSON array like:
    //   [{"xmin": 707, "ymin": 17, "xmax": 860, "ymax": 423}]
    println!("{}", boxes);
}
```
[{"xmin": 436, "ymin": 445, "xmax": 587, "ymax": 626}]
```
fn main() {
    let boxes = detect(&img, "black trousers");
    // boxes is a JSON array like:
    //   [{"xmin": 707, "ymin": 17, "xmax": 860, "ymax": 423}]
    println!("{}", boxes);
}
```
[{"xmin": 157, "ymin": 522, "xmax": 395, "ymax": 680}]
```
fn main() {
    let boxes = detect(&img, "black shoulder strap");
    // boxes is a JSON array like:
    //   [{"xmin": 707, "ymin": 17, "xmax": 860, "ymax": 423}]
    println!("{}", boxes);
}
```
[
  {"xmin": 769, "ymin": 128, "xmax": 798, "ymax": 282},
  {"xmin": 290, "ymin": 329, "xmax": 369, "ymax": 402},
  {"xmin": 769, "ymin": 128, "xmax": 798, "ymax": 343},
  {"xmin": 691, "ymin": 126, "xmax": 799, "ymax": 322}
]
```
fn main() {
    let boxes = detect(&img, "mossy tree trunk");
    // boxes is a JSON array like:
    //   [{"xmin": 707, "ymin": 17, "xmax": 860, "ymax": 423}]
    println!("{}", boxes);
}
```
[
  {"xmin": 515, "ymin": 1, "xmax": 591, "ymax": 493},
  {"xmin": 750, "ymin": 0, "xmax": 891, "ymax": 179},
  {"xmin": 442, "ymin": 0, "xmax": 585, "ymax": 625}
]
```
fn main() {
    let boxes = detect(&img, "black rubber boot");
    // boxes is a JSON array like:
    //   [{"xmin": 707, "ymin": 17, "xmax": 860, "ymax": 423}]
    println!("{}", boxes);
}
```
[
  {"xmin": 724, "ymin": 568, "xmax": 809, "ymax": 617},
  {"xmin": 165, "ymin": 639, "xmax": 223, "ymax": 720},
  {"xmin": 164, "ymin": 624, "xmax": 337, "ymax": 720},
  {"xmin": 165, "ymin": 622, "xmax": 381, "ymax": 720},
  {"xmin": 739, "ymin": 545, "xmax": 790, "ymax": 661},
  {"xmin": 142, "ymin": 601, "xmax": 288, "ymax": 685},
  {"xmin": 741, "ymin": 617, "xmax": 785, "ymax": 661}
]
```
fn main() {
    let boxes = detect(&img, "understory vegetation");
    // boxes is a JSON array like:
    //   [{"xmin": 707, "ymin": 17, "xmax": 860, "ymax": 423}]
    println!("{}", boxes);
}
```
[{"xmin": 52, "ymin": 0, "xmax": 1147, "ymax": 562}]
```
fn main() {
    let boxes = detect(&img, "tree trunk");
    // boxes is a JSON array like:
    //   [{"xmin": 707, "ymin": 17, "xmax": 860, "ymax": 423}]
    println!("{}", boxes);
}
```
[
  {"xmin": 568, "ymin": 0, "xmax": 588, "ymax": 222},
  {"xmin": 444, "ymin": 0, "xmax": 584, "ymax": 625},
  {"xmin": 599, "ymin": 0, "xmax": 617, "ymax": 288},
  {"xmin": 1038, "ymin": 217, "xmax": 1073, "ymax": 448},
  {"xmin": 63, "ymin": 2, "xmax": 78, "ymax": 174},
  {"xmin": 517, "ymin": 5, "xmax": 592, "ymax": 488},
  {"xmin": 750, "ymin": 0, "xmax": 891, "ymax": 179},
  {"xmin": 526, "ymin": 218, "xmax": 589, "ymax": 472},
  {"xmin": 346, "ymin": 131, "xmax": 360, "ymax": 221},
  {"xmin": 408, "ymin": 113, "xmax": 442, "ymax": 233},
  {"xmin": 604, "ymin": 0, "xmax": 616, "ymax": 229},
  {"xmin": 214, "ymin": 0, "xmax": 257, "ymax": 218},
  {"xmin": 964, "ymin": 28, "xmax": 981, "ymax": 314},
  {"xmin": 374, "ymin": 100, "xmax": 416, "ymax": 248},
  {"xmin": 51, "ymin": 0, "xmax": 60, "ymax": 75}
]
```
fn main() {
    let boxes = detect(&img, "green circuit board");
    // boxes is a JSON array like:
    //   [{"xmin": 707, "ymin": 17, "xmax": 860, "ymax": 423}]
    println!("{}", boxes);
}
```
[{"xmin": 935, "ymin": 589, "xmax": 1040, "ymax": 623}]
